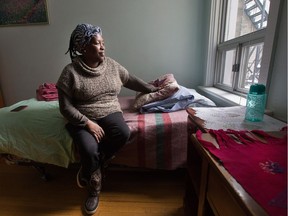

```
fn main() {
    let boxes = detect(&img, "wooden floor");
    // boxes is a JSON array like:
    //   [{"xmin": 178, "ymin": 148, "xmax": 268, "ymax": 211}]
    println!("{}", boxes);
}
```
[{"xmin": 0, "ymin": 163, "xmax": 186, "ymax": 216}]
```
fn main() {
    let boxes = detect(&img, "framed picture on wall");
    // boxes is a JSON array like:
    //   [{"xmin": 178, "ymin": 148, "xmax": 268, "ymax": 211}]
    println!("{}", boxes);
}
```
[{"xmin": 0, "ymin": 0, "xmax": 49, "ymax": 26}]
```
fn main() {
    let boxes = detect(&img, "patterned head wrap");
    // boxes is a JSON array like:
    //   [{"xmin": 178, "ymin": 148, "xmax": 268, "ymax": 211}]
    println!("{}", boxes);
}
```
[{"xmin": 66, "ymin": 23, "xmax": 102, "ymax": 60}]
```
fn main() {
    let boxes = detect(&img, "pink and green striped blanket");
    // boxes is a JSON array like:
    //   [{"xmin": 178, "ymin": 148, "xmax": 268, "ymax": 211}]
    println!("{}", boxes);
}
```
[{"xmin": 113, "ymin": 97, "xmax": 189, "ymax": 170}]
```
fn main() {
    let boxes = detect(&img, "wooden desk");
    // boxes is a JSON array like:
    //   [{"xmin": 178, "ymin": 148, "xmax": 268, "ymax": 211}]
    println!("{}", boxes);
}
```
[
  {"xmin": 184, "ymin": 107, "xmax": 287, "ymax": 216},
  {"xmin": 186, "ymin": 133, "xmax": 266, "ymax": 216},
  {"xmin": 184, "ymin": 132, "xmax": 286, "ymax": 216}
]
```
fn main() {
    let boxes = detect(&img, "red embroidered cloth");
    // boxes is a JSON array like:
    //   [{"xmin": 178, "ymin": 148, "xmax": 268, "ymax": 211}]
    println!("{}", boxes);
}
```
[{"xmin": 196, "ymin": 129, "xmax": 287, "ymax": 216}]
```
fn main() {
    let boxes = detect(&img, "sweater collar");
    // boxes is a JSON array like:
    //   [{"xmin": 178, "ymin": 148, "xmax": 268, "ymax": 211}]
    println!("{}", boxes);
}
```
[{"xmin": 74, "ymin": 57, "xmax": 106, "ymax": 76}]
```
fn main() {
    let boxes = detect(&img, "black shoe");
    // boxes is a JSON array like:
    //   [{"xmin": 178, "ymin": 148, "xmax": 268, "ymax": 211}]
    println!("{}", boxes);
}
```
[
  {"xmin": 84, "ymin": 194, "xmax": 99, "ymax": 215},
  {"xmin": 77, "ymin": 166, "xmax": 87, "ymax": 188}
]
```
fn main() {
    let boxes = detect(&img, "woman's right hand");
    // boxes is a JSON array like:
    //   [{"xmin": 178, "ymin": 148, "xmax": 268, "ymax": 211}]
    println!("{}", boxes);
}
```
[{"xmin": 86, "ymin": 119, "xmax": 105, "ymax": 143}]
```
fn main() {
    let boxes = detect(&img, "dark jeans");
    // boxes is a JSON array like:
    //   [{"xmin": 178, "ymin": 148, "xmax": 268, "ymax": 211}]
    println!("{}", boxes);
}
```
[{"xmin": 66, "ymin": 112, "xmax": 130, "ymax": 179}]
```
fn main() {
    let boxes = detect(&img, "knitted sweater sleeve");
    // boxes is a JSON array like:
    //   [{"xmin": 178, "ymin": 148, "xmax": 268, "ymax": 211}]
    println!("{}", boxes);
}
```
[
  {"xmin": 56, "ymin": 66, "xmax": 88, "ymax": 126},
  {"xmin": 112, "ymin": 57, "xmax": 157, "ymax": 93},
  {"xmin": 112, "ymin": 58, "xmax": 129, "ymax": 85},
  {"xmin": 57, "ymin": 88, "xmax": 89, "ymax": 126},
  {"xmin": 124, "ymin": 74, "xmax": 158, "ymax": 93}
]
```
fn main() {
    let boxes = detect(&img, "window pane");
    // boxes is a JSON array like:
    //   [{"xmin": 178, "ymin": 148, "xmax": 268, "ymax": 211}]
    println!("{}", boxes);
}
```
[
  {"xmin": 221, "ymin": 49, "xmax": 236, "ymax": 87},
  {"xmin": 238, "ymin": 42, "xmax": 264, "ymax": 90},
  {"xmin": 224, "ymin": 0, "xmax": 270, "ymax": 41}
]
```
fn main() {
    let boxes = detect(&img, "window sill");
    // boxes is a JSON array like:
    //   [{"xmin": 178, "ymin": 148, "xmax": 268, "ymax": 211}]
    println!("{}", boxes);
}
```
[
  {"xmin": 197, "ymin": 86, "xmax": 275, "ymax": 117},
  {"xmin": 197, "ymin": 86, "xmax": 247, "ymax": 107}
]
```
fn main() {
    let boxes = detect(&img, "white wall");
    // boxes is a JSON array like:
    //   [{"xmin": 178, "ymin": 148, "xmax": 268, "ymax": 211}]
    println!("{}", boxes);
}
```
[
  {"xmin": 266, "ymin": 0, "xmax": 287, "ymax": 122},
  {"xmin": 0, "ymin": 0, "xmax": 206, "ymax": 105}
]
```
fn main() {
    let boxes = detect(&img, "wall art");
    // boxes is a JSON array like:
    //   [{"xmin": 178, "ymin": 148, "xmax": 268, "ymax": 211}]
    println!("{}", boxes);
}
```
[{"xmin": 0, "ymin": 0, "xmax": 49, "ymax": 26}]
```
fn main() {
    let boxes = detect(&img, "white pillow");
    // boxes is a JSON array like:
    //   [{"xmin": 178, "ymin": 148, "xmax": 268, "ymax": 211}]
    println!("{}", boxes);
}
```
[{"xmin": 186, "ymin": 88, "xmax": 216, "ymax": 107}]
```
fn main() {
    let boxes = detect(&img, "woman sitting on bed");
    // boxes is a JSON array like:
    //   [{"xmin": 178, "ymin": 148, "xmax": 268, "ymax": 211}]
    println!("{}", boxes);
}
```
[{"xmin": 56, "ymin": 23, "xmax": 158, "ymax": 215}]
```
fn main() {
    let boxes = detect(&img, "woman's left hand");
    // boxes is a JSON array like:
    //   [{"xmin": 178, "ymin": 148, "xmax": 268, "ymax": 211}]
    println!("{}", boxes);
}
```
[
  {"xmin": 149, "ymin": 85, "xmax": 160, "ymax": 92},
  {"xmin": 86, "ymin": 119, "xmax": 105, "ymax": 143}
]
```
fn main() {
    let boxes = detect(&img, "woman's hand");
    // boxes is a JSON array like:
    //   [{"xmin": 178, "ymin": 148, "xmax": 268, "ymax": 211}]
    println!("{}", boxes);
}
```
[
  {"xmin": 86, "ymin": 119, "xmax": 105, "ymax": 143},
  {"xmin": 149, "ymin": 84, "xmax": 160, "ymax": 92}
]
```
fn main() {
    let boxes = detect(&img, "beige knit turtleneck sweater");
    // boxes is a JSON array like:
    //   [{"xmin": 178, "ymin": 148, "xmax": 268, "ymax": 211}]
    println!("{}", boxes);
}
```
[{"xmin": 57, "ymin": 57, "xmax": 129, "ymax": 124}]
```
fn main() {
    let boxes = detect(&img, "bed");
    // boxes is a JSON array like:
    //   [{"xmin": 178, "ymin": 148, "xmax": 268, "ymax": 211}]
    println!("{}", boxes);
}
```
[
  {"xmin": 0, "ymin": 88, "xmax": 216, "ymax": 175},
  {"xmin": 113, "ymin": 96, "xmax": 189, "ymax": 170}
]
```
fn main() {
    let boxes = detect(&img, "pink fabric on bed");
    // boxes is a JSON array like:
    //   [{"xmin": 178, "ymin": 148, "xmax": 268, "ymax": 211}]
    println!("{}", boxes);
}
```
[{"xmin": 114, "ymin": 96, "xmax": 188, "ymax": 170}]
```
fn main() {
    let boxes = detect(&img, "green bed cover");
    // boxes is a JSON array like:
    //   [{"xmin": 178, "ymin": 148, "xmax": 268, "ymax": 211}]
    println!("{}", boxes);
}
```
[{"xmin": 0, "ymin": 98, "xmax": 75, "ymax": 168}]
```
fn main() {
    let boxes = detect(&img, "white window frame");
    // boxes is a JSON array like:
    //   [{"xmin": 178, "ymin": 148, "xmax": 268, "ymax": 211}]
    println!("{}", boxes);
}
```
[
  {"xmin": 215, "ymin": 30, "xmax": 266, "ymax": 94},
  {"xmin": 204, "ymin": 0, "xmax": 283, "ymax": 97}
]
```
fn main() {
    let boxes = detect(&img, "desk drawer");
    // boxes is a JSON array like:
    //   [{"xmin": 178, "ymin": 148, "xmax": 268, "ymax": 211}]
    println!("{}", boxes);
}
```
[{"xmin": 207, "ymin": 168, "xmax": 247, "ymax": 216}]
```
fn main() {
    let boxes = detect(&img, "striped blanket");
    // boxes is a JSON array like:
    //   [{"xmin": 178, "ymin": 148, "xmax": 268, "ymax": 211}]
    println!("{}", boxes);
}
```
[
  {"xmin": 113, "ymin": 97, "xmax": 189, "ymax": 170},
  {"xmin": 0, "ymin": 94, "xmax": 204, "ymax": 170}
]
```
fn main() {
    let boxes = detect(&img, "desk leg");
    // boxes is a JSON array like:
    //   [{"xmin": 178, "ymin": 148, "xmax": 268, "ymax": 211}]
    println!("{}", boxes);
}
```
[{"xmin": 197, "ymin": 159, "xmax": 209, "ymax": 216}]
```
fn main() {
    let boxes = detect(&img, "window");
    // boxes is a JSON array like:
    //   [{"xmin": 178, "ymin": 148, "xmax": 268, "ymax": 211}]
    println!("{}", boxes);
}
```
[{"xmin": 206, "ymin": 0, "xmax": 282, "ymax": 96}]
